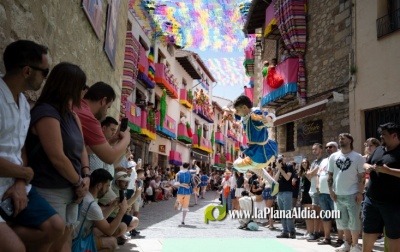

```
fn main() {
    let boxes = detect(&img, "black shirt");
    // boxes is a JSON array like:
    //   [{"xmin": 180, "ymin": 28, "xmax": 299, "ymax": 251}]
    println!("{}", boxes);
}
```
[
  {"xmin": 251, "ymin": 180, "xmax": 263, "ymax": 195},
  {"xmin": 278, "ymin": 163, "xmax": 294, "ymax": 192},
  {"xmin": 236, "ymin": 176, "xmax": 244, "ymax": 188},
  {"xmin": 366, "ymin": 145, "xmax": 400, "ymax": 204},
  {"xmin": 301, "ymin": 174, "xmax": 311, "ymax": 193}
]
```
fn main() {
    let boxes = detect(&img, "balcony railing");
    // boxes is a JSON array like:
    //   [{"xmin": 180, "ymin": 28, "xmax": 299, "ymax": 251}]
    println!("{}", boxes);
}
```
[
  {"xmin": 215, "ymin": 132, "xmax": 225, "ymax": 145},
  {"xmin": 126, "ymin": 100, "xmax": 156, "ymax": 140},
  {"xmin": 261, "ymin": 57, "xmax": 299, "ymax": 107},
  {"xmin": 169, "ymin": 150, "xmax": 182, "ymax": 166},
  {"xmin": 214, "ymin": 153, "xmax": 225, "ymax": 167},
  {"xmin": 137, "ymin": 46, "xmax": 155, "ymax": 89},
  {"xmin": 154, "ymin": 63, "xmax": 179, "ymax": 99},
  {"xmin": 244, "ymin": 47, "xmax": 255, "ymax": 77},
  {"xmin": 179, "ymin": 89, "xmax": 193, "ymax": 110},
  {"xmin": 264, "ymin": 2, "xmax": 281, "ymax": 40},
  {"xmin": 235, "ymin": 142, "xmax": 240, "ymax": 151},
  {"xmin": 125, "ymin": 101, "xmax": 142, "ymax": 133},
  {"xmin": 227, "ymin": 130, "xmax": 239, "ymax": 142},
  {"xmin": 192, "ymin": 134, "xmax": 212, "ymax": 153},
  {"xmin": 193, "ymin": 105, "xmax": 214, "ymax": 123},
  {"xmin": 377, "ymin": 8, "xmax": 400, "ymax": 38},
  {"xmin": 155, "ymin": 111, "xmax": 177, "ymax": 139},
  {"xmin": 177, "ymin": 123, "xmax": 192, "ymax": 144}
]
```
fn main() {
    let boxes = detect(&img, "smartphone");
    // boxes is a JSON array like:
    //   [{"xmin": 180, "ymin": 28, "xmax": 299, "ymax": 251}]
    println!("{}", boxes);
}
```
[
  {"xmin": 119, "ymin": 190, "xmax": 125, "ymax": 203},
  {"xmin": 120, "ymin": 118, "xmax": 128, "ymax": 132},
  {"xmin": 138, "ymin": 158, "xmax": 142, "ymax": 164},
  {"xmin": 0, "ymin": 198, "xmax": 14, "ymax": 218}
]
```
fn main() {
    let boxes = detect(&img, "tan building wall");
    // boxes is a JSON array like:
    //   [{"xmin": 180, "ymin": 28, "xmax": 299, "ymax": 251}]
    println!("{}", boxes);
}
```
[
  {"xmin": 0, "ymin": 0, "xmax": 129, "ymax": 119},
  {"xmin": 274, "ymin": 0, "xmax": 352, "ymax": 160},
  {"xmin": 350, "ymin": 0, "xmax": 400, "ymax": 151}
]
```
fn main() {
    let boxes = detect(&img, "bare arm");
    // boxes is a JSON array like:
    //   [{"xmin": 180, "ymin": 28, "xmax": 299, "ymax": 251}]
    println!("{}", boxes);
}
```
[
  {"xmin": 375, "ymin": 164, "xmax": 400, "ymax": 178},
  {"xmin": 101, "ymin": 199, "xmax": 119, "ymax": 218},
  {"xmin": 0, "ymin": 157, "xmax": 33, "ymax": 183},
  {"xmin": 95, "ymin": 199, "xmax": 128, "ymax": 236},
  {"xmin": 90, "ymin": 128, "xmax": 131, "ymax": 165},
  {"xmin": 327, "ymin": 172, "xmax": 334, "ymax": 191},
  {"xmin": 127, "ymin": 187, "xmax": 142, "ymax": 206}
]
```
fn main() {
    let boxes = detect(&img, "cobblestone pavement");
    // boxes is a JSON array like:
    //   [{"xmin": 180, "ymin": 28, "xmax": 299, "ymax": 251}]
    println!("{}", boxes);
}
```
[{"xmin": 118, "ymin": 191, "xmax": 384, "ymax": 252}]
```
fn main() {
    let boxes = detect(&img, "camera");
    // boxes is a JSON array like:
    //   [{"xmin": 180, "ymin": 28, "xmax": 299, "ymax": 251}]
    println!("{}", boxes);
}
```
[
  {"xmin": 278, "ymin": 158, "xmax": 283, "ymax": 164},
  {"xmin": 119, "ymin": 190, "xmax": 125, "ymax": 203}
]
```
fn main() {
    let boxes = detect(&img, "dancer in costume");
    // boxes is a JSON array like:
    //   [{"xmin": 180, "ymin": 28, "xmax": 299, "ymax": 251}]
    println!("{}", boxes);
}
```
[
  {"xmin": 174, "ymin": 162, "xmax": 192, "ymax": 225},
  {"xmin": 230, "ymin": 95, "xmax": 279, "ymax": 196},
  {"xmin": 190, "ymin": 160, "xmax": 201, "ymax": 205}
]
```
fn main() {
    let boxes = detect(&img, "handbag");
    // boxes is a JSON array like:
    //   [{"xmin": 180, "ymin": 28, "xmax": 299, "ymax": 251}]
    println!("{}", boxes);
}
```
[{"xmin": 72, "ymin": 201, "xmax": 97, "ymax": 252}]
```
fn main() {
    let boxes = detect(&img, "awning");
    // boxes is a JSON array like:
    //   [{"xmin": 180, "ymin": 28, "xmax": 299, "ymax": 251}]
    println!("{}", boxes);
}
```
[
  {"xmin": 274, "ymin": 94, "xmax": 334, "ymax": 126},
  {"xmin": 191, "ymin": 150, "xmax": 209, "ymax": 162}
]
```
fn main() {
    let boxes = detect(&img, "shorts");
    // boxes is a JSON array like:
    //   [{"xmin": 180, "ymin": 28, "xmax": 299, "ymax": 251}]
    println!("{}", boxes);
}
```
[
  {"xmin": 107, "ymin": 214, "xmax": 133, "ymax": 227},
  {"xmin": 318, "ymin": 193, "xmax": 334, "ymax": 221},
  {"xmin": 200, "ymin": 182, "xmax": 208, "ymax": 187},
  {"xmin": 262, "ymin": 187, "xmax": 276, "ymax": 201},
  {"xmin": 177, "ymin": 194, "xmax": 191, "ymax": 211},
  {"xmin": 36, "ymin": 187, "xmax": 78, "ymax": 226},
  {"xmin": 235, "ymin": 188, "xmax": 244, "ymax": 198},
  {"xmin": 4, "ymin": 187, "xmax": 58, "ymax": 228},
  {"xmin": 301, "ymin": 192, "xmax": 312, "ymax": 205},
  {"xmin": 230, "ymin": 189, "xmax": 236, "ymax": 199},
  {"xmin": 335, "ymin": 193, "xmax": 361, "ymax": 232},
  {"xmin": 362, "ymin": 195, "xmax": 400, "ymax": 239},
  {"xmin": 310, "ymin": 192, "xmax": 320, "ymax": 206}
]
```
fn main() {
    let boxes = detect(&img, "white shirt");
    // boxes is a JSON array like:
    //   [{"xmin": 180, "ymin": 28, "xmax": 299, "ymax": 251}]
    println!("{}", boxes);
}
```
[
  {"xmin": 328, "ymin": 150, "xmax": 365, "ymax": 195},
  {"xmin": 317, "ymin": 158, "xmax": 330, "ymax": 194},
  {"xmin": 127, "ymin": 169, "xmax": 137, "ymax": 190},
  {"xmin": 0, "ymin": 78, "xmax": 30, "ymax": 192}
]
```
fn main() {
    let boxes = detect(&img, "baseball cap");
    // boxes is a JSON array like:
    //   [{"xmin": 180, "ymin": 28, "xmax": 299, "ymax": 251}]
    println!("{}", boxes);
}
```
[
  {"xmin": 127, "ymin": 161, "xmax": 137, "ymax": 169},
  {"xmin": 115, "ymin": 171, "xmax": 131, "ymax": 182}
]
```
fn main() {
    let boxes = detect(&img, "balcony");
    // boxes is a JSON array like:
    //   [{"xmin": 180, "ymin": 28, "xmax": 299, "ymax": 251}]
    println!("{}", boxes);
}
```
[
  {"xmin": 243, "ymin": 47, "xmax": 255, "ymax": 77},
  {"xmin": 377, "ymin": 8, "xmax": 400, "ymax": 38},
  {"xmin": 225, "ymin": 153, "xmax": 232, "ymax": 162},
  {"xmin": 125, "ymin": 101, "xmax": 142, "ymax": 134},
  {"xmin": 169, "ymin": 150, "xmax": 182, "ymax": 166},
  {"xmin": 215, "ymin": 132, "xmax": 225, "ymax": 145},
  {"xmin": 155, "ymin": 111, "xmax": 177, "ymax": 139},
  {"xmin": 261, "ymin": 57, "xmax": 299, "ymax": 108},
  {"xmin": 154, "ymin": 63, "xmax": 179, "ymax": 99},
  {"xmin": 140, "ymin": 110, "xmax": 156, "ymax": 140},
  {"xmin": 263, "ymin": 2, "xmax": 281, "ymax": 40},
  {"xmin": 192, "ymin": 134, "xmax": 212, "ymax": 153},
  {"xmin": 227, "ymin": 130, "xmax": 239, "ymax": 142},
  {"xmin": 177, "ymin": 123, "xmax": 192, "ymax": 144},
  {"xmin": 179, "ymin": 89, "xmax": 193, "ymax": 110},
  {"xmin": 214, "ymin": 153, "xmax": 225, "ymax": 167},
  {"xmin": 137, "ymin": 47, "xmax": 155, "ymax": 89},
  {"xmin": 235, "ymin": 142, "xmax": 240, "ymax": 151}
]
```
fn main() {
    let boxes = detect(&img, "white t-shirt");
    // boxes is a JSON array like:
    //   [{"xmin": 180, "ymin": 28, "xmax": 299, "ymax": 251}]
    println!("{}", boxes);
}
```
[
  {"xmin": 309, "ymin": 158, "xmax": 323, "ymax": 194},
  {"xmin": 146, "ymin": 186, "xmax": 153, "ymax": 196},
  {"xmin": 317, "ymin": 158, "xmax": 330, "ymax": 194},
  {"xmin": 127, "ymin": 169, "xmax": 137, "ymax": 190},
  {"xmin": 73, "ymin": 193, "xmax": 103, "ymax": 239},
  {"xmin": 328, "ymin": 151, "xmax": 364, "ymax": 195}
]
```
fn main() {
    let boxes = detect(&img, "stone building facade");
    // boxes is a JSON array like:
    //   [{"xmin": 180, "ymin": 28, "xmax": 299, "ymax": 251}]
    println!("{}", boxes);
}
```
[{"xmin": 0, "ymin": 0, "xmax": 130, "ymax": 119}]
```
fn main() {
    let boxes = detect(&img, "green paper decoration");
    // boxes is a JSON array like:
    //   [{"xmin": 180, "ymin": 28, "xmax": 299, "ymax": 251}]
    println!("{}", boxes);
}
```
[{"xmin": 160, "ymin": 89, "xmax": 167, "ymax": 129}]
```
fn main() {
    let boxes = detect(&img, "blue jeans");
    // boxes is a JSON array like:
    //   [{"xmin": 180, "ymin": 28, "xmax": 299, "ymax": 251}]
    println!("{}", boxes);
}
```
[
  {"xmin": 278, "ymin": 191, "xmax": 295, "ymax": 234},
  {"xmin": 222, "ymin": 195, "xmax": 232, "ymax": 211}
]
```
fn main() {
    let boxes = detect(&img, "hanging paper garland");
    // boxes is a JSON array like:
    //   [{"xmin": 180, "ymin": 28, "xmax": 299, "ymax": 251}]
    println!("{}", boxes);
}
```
[{"xmin": 211, "ymin": 130, "xmax": 215, "ymax": 152}]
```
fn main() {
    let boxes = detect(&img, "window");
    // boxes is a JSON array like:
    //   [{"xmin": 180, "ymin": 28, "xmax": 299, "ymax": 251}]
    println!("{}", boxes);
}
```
[
  {"xmin": 364, "ymin": 104, "xmax": 400, "ymax": 140},
  {"xmin": 167, "ymin": 44, "xmax": 174, "ymax": 56},
  {"xmin": 377, "ymin": 0, "xmax": 400, "ymax": 38},
  {"xmin": 286, "ymin": 122, "xmax": 295, "ymax": 152},
  {"xmin": 139, "ymin": 36, "xmax": 149, "ymax": 51},
  {"xmin": 158, "ymin": 49, "xmax": 165, "ymax": 64}
]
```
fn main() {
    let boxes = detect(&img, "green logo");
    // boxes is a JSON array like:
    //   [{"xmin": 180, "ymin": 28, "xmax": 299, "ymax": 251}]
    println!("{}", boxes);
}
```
[{"xmin": 204, "ymin": 204, "xmax": 227, "ymax": 223}]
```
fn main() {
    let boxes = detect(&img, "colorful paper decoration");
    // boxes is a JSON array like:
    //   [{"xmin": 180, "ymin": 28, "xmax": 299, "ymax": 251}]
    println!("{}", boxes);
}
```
[
  {"xmin": 205, "ymin": 57, "xmax": 250, "ymax": 86},
  {"xmin": 129, "ymin": 0, "xmax": 252, "ymax": 52}
]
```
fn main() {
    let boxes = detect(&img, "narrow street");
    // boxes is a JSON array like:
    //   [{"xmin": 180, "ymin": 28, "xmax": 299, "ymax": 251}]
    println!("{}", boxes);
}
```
[{"xmin": 118, "ymin": 191, "xmax": 382, "ymax": 252}]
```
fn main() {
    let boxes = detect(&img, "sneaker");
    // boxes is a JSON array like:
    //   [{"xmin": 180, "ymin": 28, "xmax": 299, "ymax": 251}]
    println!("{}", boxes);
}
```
[
  {"xmin": 335, "ymin": 241, "xmax": 350, "ymax": 252},
  {"xmin": 318, "ymin": 238, "xmax": 332, "ymax": 245},
  {"xmin": 334, "ymin": 239, "xmax": 345, "ymax": 247},
  {"xmin": 349, "ymin": 245, "xmax": 361, "ymax": 252},
  {"xmin": 307, "ymin": 233, "xmax": 318, "ymax": 241},
  {"xmin": 130, "ymin": 229, "xmax": 140, "ymax": 236},
  {"xmin": 297, "ymin": 232, "xmax": 309, "ymax": 240},
  {"xmin": 238, "ymin": 223, "xmax": 247, "ymax": 229},
  {"xmin": 276, "ymin": 233, "xmax": 289, "ymax": 238},
  {"xmin": 289, "ymin": 232, "xmax": 296, "ymax": 239}
]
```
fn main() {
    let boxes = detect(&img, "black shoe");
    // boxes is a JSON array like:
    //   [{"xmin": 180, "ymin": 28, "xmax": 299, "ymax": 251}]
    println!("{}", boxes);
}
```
[
  {"xmin": 276, "ymin": 233, "xmax": 289, "ymax": 238},
  {"xmin": 130, "ymin": 229, "xmax": 140, "ymax": 236},
  {"xmin": 181, "ymin": 221, "xmax": 185, "ymax": 225},
  {"xmin": 289, "ymin": 232, "xmax": 296, "ymax": 239},
  {"xmin": 117, "ymin": 236, "xmax": 127, "ymax": 245},
  {"xmin": 238, "ymin": 224, "xmax": 247, "ymax": 229},
  {"xmin": 307, "ymin": 233, "xmax": 317, "ymax": 241}
]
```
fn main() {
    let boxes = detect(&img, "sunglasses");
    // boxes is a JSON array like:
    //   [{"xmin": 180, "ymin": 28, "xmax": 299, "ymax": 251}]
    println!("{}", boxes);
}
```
[
  {"xmin": 325, "ymin": 146, "xmax": 335, "ymax": 149},
  {"xmin": 21, "ymin": 65, "xmax": 50, "ymax": 78}
]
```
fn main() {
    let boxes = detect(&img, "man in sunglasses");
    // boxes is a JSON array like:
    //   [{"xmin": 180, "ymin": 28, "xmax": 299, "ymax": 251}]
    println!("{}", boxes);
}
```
[{"xmin": 0, "ymin": 40, "xmax": 66, "ymax": 251}]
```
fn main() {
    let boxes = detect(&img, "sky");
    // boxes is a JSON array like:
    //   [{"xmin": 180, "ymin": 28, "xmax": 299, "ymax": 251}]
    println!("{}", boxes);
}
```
[{"xmin": 189, "ymin": 48, "xmax": 247, "ymax": 101}]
